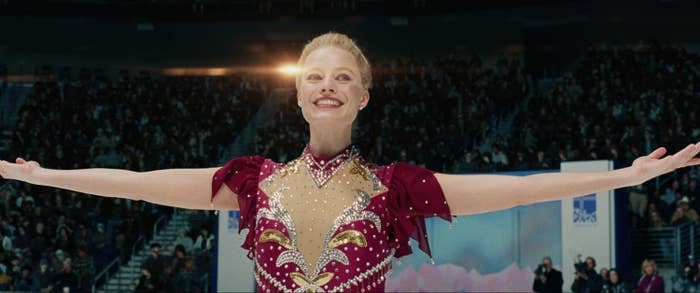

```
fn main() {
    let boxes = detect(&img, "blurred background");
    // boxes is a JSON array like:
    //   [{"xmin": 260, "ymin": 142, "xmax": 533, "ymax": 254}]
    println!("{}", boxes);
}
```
[{"xmin": 1, "ymin": 0, "xmax": 700, "ymax": 292}]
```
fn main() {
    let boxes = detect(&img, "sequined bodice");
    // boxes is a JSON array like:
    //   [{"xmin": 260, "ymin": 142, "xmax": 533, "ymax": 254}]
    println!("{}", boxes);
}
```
[
  {"xmin": 254, "ymin": 149, "xmax": 391, "ymax": 292},
  {"xmin": 211, "ymin": 144, "xmax": 453, "ymax": 293}
]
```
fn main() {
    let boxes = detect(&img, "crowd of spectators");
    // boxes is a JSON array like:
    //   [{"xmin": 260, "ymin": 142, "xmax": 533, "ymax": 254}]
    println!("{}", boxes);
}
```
[
  {"xmin": 252, "ymin": 43, "xmax": 700, "ymax": 185},
  {"xmin": 0, "ymin": 67, "xmax": 264, "ymax": 291},
  {"xmin": 135, "ymin": 223, "xmax": 216, "ymax": 293},
  {"xmin": 252, "ymin": 52, "xmax": 528, "ymax": 172},
  {"xmin": 524, "ymin": 44, "xmax": 700, "ymax": 229}
]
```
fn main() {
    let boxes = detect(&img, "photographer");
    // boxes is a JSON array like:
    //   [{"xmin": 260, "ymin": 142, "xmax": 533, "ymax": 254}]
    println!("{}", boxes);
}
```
[
  {"xmin": 572, "ymin": 256, "xmax": 604, "ymax": 293},
  {"xmin": 533, "ymin": 256, "xmax": 564, "ymax": 293}
]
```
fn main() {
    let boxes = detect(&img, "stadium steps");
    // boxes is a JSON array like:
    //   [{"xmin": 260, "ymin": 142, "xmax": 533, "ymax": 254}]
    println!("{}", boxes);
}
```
[
  {"xmin": 96, "ymin": 210, "xmax": 196, "ymax": 293},
  {"xmin": 658, "ymin": 265, "xmax": 674, "ymax": 293},
  {"xmin": 221, "ymin": 87, "xmax": 292, "ymax": 162}
]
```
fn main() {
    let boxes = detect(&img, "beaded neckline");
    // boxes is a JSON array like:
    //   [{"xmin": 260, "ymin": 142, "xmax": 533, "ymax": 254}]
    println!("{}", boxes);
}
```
[{"xmin": 302, "ymin": 144, "xmax": 359, "ymax": 188}]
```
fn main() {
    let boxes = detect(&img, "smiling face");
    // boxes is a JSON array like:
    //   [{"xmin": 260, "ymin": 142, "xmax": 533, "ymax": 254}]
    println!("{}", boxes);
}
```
[{"xmin": 297, "ymin": 46, "xmax": 369, "ymax": 128}]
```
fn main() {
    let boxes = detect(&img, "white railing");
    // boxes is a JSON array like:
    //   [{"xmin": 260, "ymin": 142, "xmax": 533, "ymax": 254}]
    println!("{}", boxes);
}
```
[{"xmin": 92, "ymin": 257, "xmax": 120, "ymax": 292}]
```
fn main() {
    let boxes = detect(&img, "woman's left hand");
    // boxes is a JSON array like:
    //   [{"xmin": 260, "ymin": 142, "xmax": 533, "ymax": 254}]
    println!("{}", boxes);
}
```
[{"xmin": 629, "ymin": 142, "xmax": 700, "ymax": 186}]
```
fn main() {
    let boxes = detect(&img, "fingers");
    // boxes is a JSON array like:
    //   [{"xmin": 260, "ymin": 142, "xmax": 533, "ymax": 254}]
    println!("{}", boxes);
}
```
[
  {"xmin": 674, "ymin": 142, "xmax": 700, "ymax": 167},
  {"xmin": 686, "ymin": 143, "xmax": 700, "ymax": 160},
  {"xmin": 682, "ymin": 158, "xmax": 700, "ymax": 168},
  {"xmin": 648, "ymin": 147, "xmax": 667, "ymax": 159},
  {"xmin": 16, "ymin": 157, "xmax": 26, "ymax": 164},
  {"xmin": 673, "ymin": 144, "xmax": 700, "ymax": 163}
]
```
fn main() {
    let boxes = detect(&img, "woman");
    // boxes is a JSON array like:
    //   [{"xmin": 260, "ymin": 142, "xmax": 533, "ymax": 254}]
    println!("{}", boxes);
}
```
[
  {"xmin": 1, "ymin": 32, "xmax": 700, "ymax": 292},
  {"xmin": 603, "ymin": 268, "xmax": 629, "ymax": 293},
  {"xmin": 636, "ymin": 259, "xmax": 665, "ymax": 293}
]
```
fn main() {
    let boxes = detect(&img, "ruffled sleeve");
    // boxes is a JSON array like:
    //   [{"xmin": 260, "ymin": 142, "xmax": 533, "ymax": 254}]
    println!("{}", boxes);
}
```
[
  {"xmin": 386, "ymin": 162, "xmax": 452, "ymax": 259},
  {"xmin": 211, "ymin": 155, "xmax": 265, "ymax": 259}
]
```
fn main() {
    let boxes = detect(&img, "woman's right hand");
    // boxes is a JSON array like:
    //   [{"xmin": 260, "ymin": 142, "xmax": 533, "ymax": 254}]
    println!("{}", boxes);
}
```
[{"xmin": 0, "ymin": 157, "xmax": 42, "ymax": 182}]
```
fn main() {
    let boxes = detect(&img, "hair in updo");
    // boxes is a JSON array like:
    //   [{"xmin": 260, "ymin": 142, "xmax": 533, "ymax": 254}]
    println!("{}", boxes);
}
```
[{"xmin": 296, "ymin": 32, "xmax": 372, "ymax": 91}]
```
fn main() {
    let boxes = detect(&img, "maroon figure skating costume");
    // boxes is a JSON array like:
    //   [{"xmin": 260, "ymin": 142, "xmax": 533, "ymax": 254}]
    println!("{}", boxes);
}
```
[{"xmin": 211, "ymin": 144, "xmax": 452, "ymax": 292}]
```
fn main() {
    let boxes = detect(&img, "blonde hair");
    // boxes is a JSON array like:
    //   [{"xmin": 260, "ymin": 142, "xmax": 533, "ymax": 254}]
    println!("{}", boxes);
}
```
[
  {"xmin": 641, "ymin": 259, "xmax": 657, "ymax": 276},
  {"xmin": 296, "ymin": 32, "xmax": 372, "ymax": 91}
]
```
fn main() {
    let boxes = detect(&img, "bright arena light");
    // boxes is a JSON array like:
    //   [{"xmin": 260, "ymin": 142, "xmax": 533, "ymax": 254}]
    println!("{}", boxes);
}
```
[{"xmin": 278, "ymin": 65, "xmax": 301, "ymax": 75}]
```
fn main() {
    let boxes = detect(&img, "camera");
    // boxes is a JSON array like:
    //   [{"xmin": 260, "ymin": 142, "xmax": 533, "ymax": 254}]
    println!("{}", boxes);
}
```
[
  {"xmin": 574, "ymin": 255, "xmax": 587, "ymax": 274},
  {"xmin": 535, "ymin": 264, "xmax": 546, "ymax": 276}
]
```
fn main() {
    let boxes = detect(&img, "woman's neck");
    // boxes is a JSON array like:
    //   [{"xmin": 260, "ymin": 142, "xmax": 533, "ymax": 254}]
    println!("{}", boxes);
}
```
[{"xmin": 308, "ymin": 124, "xmax": 352, "ymax": 158}]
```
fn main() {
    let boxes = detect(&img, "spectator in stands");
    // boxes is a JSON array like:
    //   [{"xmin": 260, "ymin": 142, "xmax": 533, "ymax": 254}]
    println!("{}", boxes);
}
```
[
  {"xmin": 629, "ymin": 185, "xmax": 648, "ymax": 227},
  {"xmin": 193, "ymin": 228, "xmax": 213, "ymax": 252},
  {"xmin": 31, "ymin": 259, "xmax": 53, "ymax": 292},
  {"xmin": 171, "ymin": 244, "xmax": 187, "ymax": 273},
  {"xmin": 671, "ymin": 205, "xmax": 691, "ymax": 226},
  {"xmin": 572, "ymin": 256, "xmax": 603, "ymax": 293},
  {"xmin": 50, "ymin": 249, "xmax": 68, "ymax": 277},
  {"xmin": 668, "ymin": 191, "xmax": 686, "ymax": 217},
  {"xmin": 648, "ymin": 189, "xmax": 671, "ymax": 221},
  {"xmin": 0, "ymin": 264, "xmax": 10, "ymax": 290},
  {"xmin": 678, "ymin": 196, "xmax": 700, "ymax": 225},
  {"xmin": 602, "ymin": 268, "xmax": 629, "ymax": 293},
  {"xmin": 72, "ymin": 246, "xmax": 94, "ymax": 292},
  {"xmin": 12, "ymin": 265, "xmax": 32, "ymax": 291},
  {"xmin": 648, "ymin": 210, "xmax": 667, "ymax": 228},
  {"xmin": 53, "ymin": 226, "xmax": 73, "ymax": 253},
  {"xmin": 0, "ymin": 231, "xmax": 11, "ymax": 252},
  {"xmin": 636, "ymin": 259, "xmax": 664, "ymax": 293},
  {"xmin": 491, "ymin": 144, "xmax": 509, "ymax": 168},
  {"xmin": 158, "ymin": 262, "xmax": 176, "ymax": 292},
  {"xmin": 30, "ymin": 222, "xmax": 49, "ymax": 263},
  {"xmin": 173, "ymin": 230, "xmax": 193, "ymax": 253},
  {"xmin": 512, "ymin": 150, "xmax": 531, "ymax": 171},
  {"xmin": 136, "ymin": 268, "xmax": 156, "ymax": 292},
  {"xmin": 143, "ymin": 243, "xmax": 166, "ymax": 286},
  {"xmin": 688, "ymin": 179, "xmax": 700, "ymax": 210},
  {"xmin": 52, "ymin": 257, "xmax": 79, "ymax": 293},
  {"xmin": 15, "ymin": 191, "xmax": 34, "ymax": 209},
  {"xmin": 72, "ymin": 223, "xmax": 91, "ymax": 251},
  {"xmin": 665, "ymin": 180, "xmax": 682, "ymax": 205},
  {"xmin": 174, "ymin": 257, "xmax": 200, "ymax": 293},
  {"xmin": 535, "ymin": 151, "xmax": 550, "ymax": 169},
  {"xmin": 451, "ymin": 149, "xmax": 479, "ymax": 173},
  {"xmin": 92, "ymin": 223, "xmax": 110, "ymax": 253}
]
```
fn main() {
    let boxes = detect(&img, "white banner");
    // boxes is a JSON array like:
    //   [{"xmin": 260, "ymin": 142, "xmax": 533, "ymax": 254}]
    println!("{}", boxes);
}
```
[
  {"xmin": 560, "ymin": 160, "xmax": 615, "ymax": 291},
  {"xmin": 216, "ymin": 211, "xmax": 255, "ymax": 292}
]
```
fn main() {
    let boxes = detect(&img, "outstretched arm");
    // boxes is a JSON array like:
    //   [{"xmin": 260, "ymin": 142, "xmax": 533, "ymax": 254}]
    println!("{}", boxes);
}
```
[
  {"xmin": 437, "ymin": 143, "xmax": 700, "ymax": 216},
  {"xmin": 0, "ymin": 158, "xmax": 238, "ymax": 211}
]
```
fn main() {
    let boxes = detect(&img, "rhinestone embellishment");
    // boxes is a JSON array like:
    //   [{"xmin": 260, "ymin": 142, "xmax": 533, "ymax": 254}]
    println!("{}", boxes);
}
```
[{"xmin": 302, "ymin": 144, "xmax": 359, "ymax": 188}]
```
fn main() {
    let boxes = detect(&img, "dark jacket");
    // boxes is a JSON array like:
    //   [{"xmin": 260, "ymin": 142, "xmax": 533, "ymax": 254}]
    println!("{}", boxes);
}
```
[
  {"xmin": 533, "ymin": 268, "xmax": 564, "ymax": 293},
  {"xmin": 602, "ymin": 281, "xmax": 630, "ymax": 293},
  {"xmin": 572, "ymin": 269, "xmax": 604, "ymax": 293}
]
